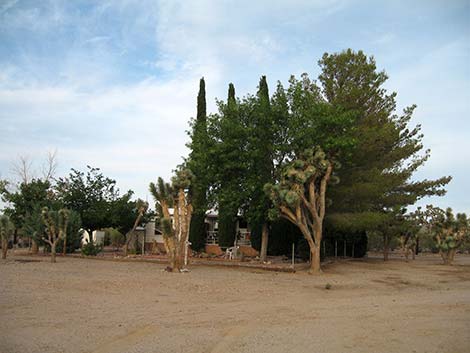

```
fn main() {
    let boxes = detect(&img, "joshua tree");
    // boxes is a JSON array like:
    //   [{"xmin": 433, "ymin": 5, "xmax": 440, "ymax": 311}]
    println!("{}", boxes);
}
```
[
  {"xmin": 0, "ymin": 214, "xmax": 14, "ymax": 259},
  {"xmin": 399, "ymin": 232, "xmax": 417, "ymax": 262},
  {"xmin": 265, "ymin": 147, "xmax": 335, "ymax": 274},
  {"xmin": 150, "ymin": 168, "xmax": 193, "ymax": 272},
  {"xmin": 41, "ymin": 207, "xmax": 69, "ymax": 263},
  {"xmin": 417, "ymin": 205, "xmax": 469, "ymax": 265},
  {"xmin": 123, "ymin": 199, "xmax": 149, "ymax": 256},
  {"xmin": 433, "ymin": 209, "xmax": 469, "ymax": 265}
]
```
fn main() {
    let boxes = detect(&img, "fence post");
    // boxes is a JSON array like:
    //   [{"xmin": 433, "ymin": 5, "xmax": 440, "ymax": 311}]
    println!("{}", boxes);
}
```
[{"xmin": 291, "ymin": 243, "xmax": 295, "ymax": 269}]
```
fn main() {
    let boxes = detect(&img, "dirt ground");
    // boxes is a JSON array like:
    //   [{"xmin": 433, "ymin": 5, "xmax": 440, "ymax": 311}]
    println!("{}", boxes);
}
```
[{"xmin": 1, "ymin": 253, "xmax": 469, "ymax": 353}]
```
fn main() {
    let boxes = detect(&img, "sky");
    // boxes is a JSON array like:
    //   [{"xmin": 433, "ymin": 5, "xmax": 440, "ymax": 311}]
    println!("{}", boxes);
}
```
[{"xmin": 0, "ymin": 0, "xmax": 469, "ymax": 212}]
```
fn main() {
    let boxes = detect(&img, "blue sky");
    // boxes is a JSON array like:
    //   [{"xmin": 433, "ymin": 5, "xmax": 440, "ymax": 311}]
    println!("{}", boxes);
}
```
[{"xmin": 0, "ymin": 0, "xmax": 469, "ymax": 212}]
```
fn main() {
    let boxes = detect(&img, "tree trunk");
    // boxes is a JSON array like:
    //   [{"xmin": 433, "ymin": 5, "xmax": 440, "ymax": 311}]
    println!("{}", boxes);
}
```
[
  {"xmin": 260, "ymin": 223, "xmax": 269, "ymax": 262},
  {"xmin": 31, "ymin": 239, "xmax": 39, "ymax": 254},
  {"xmin": 446, "ymin": 248, "xmax": 457, "ymax": 265},
  {"xmin": 309, "ymin": 243, "xmax": 321, "ymax": 274},
  {"xmin": 1, "ymin": 238, "xmax": 7, "ymax": 259},
  {"xmin": 383, "ymin": 234, "xmax": 390, "ymax": 261},
  {"xmin": 123, "ymin": 232, "xmax": 133, "ymax": 256},
  {"xmin": 439, "ymin": 250, "xmax": 448, "ymax": 265},
  {"xmin": 51, "ymin": 243, "xmax": 56, "ymax": 263},
  {"xmin": 63, "ymin": 235, "xmax": 67, "ymax": 256}
]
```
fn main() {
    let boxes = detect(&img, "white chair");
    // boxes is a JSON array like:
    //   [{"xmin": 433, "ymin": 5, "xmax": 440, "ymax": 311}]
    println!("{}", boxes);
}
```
[{"xmin": 225, "ymin": 246, "xmax": 239, "ymax": 260}]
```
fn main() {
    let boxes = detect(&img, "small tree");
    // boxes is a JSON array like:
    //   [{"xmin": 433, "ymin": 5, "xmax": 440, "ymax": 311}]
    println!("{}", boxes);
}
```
[
  {"xmin": 0, "ymin": 215, "xmax": 14, "ymax": 259},
  {"xmin": 416, "ymin": 206, "xmax": 469, "ymax": 265},
  {"xmin": 55, "ymin": 166, "xmax": 132, "ymax": 243},
  {"xmin": 41, "ymin": 207, "xmax": 69, "ymax": 263},
  {"xmin": 399, "ymin": 231, "xmax": 417, "ymax": 262},
  {"xmin": 56, "ymin": 210, "xmax": 83, "ymax": 254},
  {"xmin": 123, "ymin": 199, "xmax": 149, "ymax": 256},
  {"xmin": 150, "ymin": 168, "xmax": 193, "ymax": 272},
  {"xmin": 107, "ymin": 228, "xmax": 125, "ymax": 251},
  {"xmin": 265, "ymin": 147, "xmax": 335, "ymax": 274},
  {"xmin": 432, "ymin": 207, "xmax": 468, "ymax": 265}
]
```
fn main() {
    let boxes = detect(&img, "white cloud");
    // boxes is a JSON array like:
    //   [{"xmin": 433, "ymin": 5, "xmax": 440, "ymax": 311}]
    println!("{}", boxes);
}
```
[{"xmin": 1, "ymin": 0, "xmax": 468, "ymax": 213}]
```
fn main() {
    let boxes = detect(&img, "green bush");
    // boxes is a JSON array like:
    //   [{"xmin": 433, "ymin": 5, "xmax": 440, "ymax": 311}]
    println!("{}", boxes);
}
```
[
  {"xmin": 104, "ymin": 227, "xmax": 125, "ymax": 249},
  {"xmin": 81, "ymin": 242, "xmax": 103, "ymax": 256}
]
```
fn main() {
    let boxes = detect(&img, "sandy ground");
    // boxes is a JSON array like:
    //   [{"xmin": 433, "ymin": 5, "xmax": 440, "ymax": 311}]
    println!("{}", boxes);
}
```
[{"xmin": 1, "ymin": 253, "xmax": 469, "ymax": 353}]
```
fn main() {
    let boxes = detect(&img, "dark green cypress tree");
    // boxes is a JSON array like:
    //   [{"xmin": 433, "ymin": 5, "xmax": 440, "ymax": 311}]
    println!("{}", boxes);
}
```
[
  {"xmin": 188, "ymin": 78, "xmax": 209, "ymax": 251},
  {"xmin": 216, "ymin": 83, "xmax": 246, "ymax": 247},
  {"xmin": 246, "ymin": 76, "xmax": 274, "ymax": 259}
]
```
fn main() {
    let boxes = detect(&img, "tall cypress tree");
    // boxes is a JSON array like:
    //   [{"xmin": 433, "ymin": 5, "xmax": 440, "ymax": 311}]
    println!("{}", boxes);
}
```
[
  {"xmin": 246, "ymin": 76, "xmax": 274, "ymax": 260},
  {"xmin": 188, "ymin": 78, "xmax": 209, "ymax": 251},
  {"xmin": 216, "ymin": 83, "xmax": 247, "ymax": 247}
]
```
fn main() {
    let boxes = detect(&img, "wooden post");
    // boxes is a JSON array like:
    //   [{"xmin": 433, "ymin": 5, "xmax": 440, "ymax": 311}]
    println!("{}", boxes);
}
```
[
  {"xmin": 335, "ymin": 240, "xmax": 337, "ymax": 258},
  {"xmin": 184, "ymin": 241, "xmax": 191, "ymax": 266},
  {"xmin": 352, "ymin": 241, "xmax": 355, "ymax": 258},
  {"xmin": 344, "ymin": 240, "xmax": 346, "ymax": 258},
  {"xmin": 141, "ymin": 232, "xmax": 145, "ymax": 257},
  {"xmin": 291, "ymin": 243, "xmax": 295, "ymax": 269}
]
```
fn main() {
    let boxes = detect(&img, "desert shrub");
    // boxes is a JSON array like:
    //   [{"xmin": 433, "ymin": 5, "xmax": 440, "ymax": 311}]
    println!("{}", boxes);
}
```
[
  {"xmin": 104, "ymin": 227, "xmax": 125, "ymax": 249},
  {"xmin": 81, "ymin": 242, "xmax": 103, "ymax": 256}
]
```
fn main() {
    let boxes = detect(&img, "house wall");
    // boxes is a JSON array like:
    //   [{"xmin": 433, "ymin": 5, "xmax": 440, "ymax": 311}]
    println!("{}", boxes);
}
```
[{"xmin": 81, "ymin": 230, "xmax": 105, "ymax": 245}]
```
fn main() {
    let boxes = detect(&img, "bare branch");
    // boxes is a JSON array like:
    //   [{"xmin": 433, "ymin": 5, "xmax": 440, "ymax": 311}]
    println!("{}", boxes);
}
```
[
  {"xmin": 42, "ymin": 149, "xmax": 58, "ymax": 182},
  {"xmin": 11, "ymin": 155, "xmax": 33, "ymax": 184}
]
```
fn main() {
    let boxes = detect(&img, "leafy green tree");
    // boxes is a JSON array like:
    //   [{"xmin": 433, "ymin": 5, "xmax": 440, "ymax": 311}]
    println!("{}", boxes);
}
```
[
  {"xmin": 187, "ymin": 78, "xmax": 210, "ymax": 251},
  {"xmin": 56, "ymin": 210, "xmax": 83, "ymax": 254},
  {"xmin": 1, "ymin": 179, "xmax": 56, "ymax": 253},
  {"xmin": 264, "ymin": 73, "xmax": 356, "ymax": 271},
  {"xmin": 22, "ymin": 205, "xmax": 46, "ymax": 251},
  {"xmin": 378, "ymin": 207, "xmax": 409, "ymax": 261},
  {"xmin": 105, "ymin": 228, "xmax": 125, "ymax": 250},
  {"xmin": 55, "ymin": 166, "xmax": 132, "ymax": 243},
  {"xmin": 0, "ymin": 214, "xmax": 14, "ymax": 259}
]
